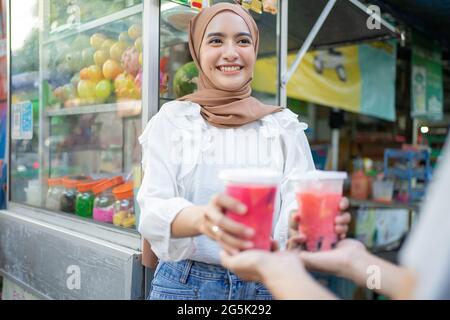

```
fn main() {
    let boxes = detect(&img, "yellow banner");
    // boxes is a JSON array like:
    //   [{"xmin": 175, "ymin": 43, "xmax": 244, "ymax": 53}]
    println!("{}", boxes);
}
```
[{"xmin": 253, "ymin": 46, "xmax": 361, "ymax": 113}]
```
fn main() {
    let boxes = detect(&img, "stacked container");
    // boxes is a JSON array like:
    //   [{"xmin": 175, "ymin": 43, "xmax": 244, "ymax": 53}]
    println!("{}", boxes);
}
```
[
  {"xmin": 112, "ymin": 183, "xmax": 135, "ymax": 228},
  {"xmin": 92, "ymin": 176, "xmax": 124, "ymax": 224}
]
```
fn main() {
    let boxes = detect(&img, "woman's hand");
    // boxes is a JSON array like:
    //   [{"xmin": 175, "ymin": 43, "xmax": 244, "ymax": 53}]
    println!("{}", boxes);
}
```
[
  {"xmin": 198, "ymin": 194, "xmax": 255, "ymax": 255},
  {"xmin": 287, "ymin": 197, "xmax": 352, "ymax": 250}
]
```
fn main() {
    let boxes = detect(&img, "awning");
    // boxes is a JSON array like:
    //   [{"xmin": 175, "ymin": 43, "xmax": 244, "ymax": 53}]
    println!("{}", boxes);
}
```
[
  {"xmin": 256, "ymin": 0, "xmax": 400, "ymax": 57},
  {"xmin": 371, "ymin": 0, "xmax": 450, "ymax": 49},
  {"xmin": 287, "ymin": 0, "xmax": 398, "ymax": 50}
]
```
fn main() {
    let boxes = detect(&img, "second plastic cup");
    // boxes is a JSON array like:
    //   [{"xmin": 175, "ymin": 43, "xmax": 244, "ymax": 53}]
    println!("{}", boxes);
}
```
[
  {"xmin": 219, "ymin": 169, "xmax": 281, "ymax": 251},
  {"xmin": 290, "ymin": 170, "xmax": 347, "ymax": 252}
]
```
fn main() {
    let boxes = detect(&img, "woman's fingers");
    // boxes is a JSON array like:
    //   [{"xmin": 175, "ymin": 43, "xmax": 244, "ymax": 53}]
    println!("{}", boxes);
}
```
[
  {"xmin": 221, "ymin": 242, "xmax": 240, "ymax": 256},
  {"xmin": 207, "ymin": 219, "xmax": 254, "ymax": 250},
  {"xmin": 288, "ymin": 210, "xmax": 300, "ymax": 238},
  {"xmin": 211, "ymin": 194, "xmax": 247, "ymax": 215},
  {"xmin": 289, "ymin": 210, "xmax": 300, "ymax": 229},
  {"xmin": 335, "ymin": 224, "xmax": 348, "ymax": 236},
  {"xmin": 287, "ymin": 234, "xmax": 307, "ymax": 251},
  {"xmin": 270, "ymin": 239, "xmax": 280, "ymax": 252},
  {"xmin": 339, "ymin": 197, "xmax": 350, "ymax": 211},
  {"xmin": 335, "ymin": 212, "xmax": 351, "ymax": 225},
  {"xmin": 205, "ymin": 206, "xmax": 254, "ymax": 239},
  {"xmin": 335, "ymin": 212, "xmax": 351, "ymax": 238}
]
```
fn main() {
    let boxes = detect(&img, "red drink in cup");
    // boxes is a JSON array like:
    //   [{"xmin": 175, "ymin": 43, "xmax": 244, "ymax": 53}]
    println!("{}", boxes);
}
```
[
  {"xmin": 219, "ymin": 169, "xmax": 281, "ymax": 251},
  {"xmin": 291, "ymin": 170, "xmax": 347, "ymax": 252}
]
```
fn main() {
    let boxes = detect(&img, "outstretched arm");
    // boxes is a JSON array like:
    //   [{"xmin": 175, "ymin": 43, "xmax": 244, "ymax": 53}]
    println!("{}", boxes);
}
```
[
  {"xmin": 299, "ymin": 239, "xmax": 415, "ymax": 299},
  {"xmin": 220, "ymin": 250, "xmax": 337, "ymax": 300}
]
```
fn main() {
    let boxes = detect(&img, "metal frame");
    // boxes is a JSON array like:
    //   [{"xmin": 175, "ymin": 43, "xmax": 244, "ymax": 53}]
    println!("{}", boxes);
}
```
[
  {"xmin": 38, "ymin": 0, "xmax": 47, "ymax": 208},
  {"xmin": 5, "ymin": 0, "xmax": 10, "ymax": 208},
  {"xmin": 142, "ymin": 0, "xmax": 161, "ymax": 299},
  {"xmin": 142, "ymin": 0, "xmax": 160, "ymax": 126}
]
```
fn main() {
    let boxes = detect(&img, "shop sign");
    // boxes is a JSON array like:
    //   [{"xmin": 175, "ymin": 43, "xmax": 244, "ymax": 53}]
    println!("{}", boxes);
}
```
[{"xmin": 411, "ymin": 34, "xmax": 443, "ymax": 120}]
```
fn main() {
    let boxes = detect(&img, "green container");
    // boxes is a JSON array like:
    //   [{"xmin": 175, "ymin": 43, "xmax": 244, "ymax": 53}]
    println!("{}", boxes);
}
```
[{"xmin": 75, "ymin": 191, "xmax": 95, "ymax": 218}]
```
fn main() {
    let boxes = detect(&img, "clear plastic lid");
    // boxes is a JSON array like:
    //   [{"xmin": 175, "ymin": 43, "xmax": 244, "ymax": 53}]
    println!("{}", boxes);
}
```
[
  {"xmin": 219, "ymin": 168, "xmax": 281, "ymax": 185},
  {"xmin": 290, "ymin": 170, "xmax": 348, "ymax": 181}
]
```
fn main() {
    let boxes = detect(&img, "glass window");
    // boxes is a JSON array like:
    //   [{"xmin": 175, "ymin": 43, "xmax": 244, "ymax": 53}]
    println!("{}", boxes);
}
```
[
  {"xmin": 159, "ymin": 0, "xmax": 279, "ymax": 107},
  {"xmin": 10, "ymin": 0, "xmax": 144, "ymax": 231}
]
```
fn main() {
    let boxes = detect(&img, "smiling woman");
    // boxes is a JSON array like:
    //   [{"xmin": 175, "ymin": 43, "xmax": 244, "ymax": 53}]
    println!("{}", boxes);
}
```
[{"xmin": 138, "ymin": 2, "xmax": 351, "ymax": 301}]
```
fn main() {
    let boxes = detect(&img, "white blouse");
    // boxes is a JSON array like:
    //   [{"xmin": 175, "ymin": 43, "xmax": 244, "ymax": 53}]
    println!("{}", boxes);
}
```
[{"xmin": 137, "ymin": 100, "xmax": 315, "ymax": 265}]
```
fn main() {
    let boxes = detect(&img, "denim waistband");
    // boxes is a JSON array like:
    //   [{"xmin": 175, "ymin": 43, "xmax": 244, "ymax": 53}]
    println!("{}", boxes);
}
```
[{"xmin": 161, "ymin": 260, "xmax": 236, "ymax": 281}]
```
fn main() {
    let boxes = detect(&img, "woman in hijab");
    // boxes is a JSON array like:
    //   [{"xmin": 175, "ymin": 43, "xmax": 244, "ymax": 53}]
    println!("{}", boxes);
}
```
[{"xmin": 137, "ymin": 2, "xmax": 351, "ymax": 300}]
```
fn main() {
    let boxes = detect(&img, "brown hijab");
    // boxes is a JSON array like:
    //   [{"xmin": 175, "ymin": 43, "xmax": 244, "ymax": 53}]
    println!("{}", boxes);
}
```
[{"xmin": 178, "ymin": 3, "xmax": 282, "ymax": 128}]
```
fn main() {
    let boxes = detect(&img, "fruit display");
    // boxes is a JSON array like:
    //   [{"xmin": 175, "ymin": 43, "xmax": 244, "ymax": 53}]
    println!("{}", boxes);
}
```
[
  {"xmin": 173, "ymin": 61, "xmax": 199, "ymax": 98},
  {"xmin": 46, "ymin": 19, "xmax": 144, "ymax": 110},
  {"xmin": 121, "ymin": 47, "xmax": 141, "ymax": 76},
  {"xmin": 103, "ymin": 59, "xmax": 123, "ymax": 80},
  {"xmin": 160, "ymin": 56, "xmax": 170, "ymax": 94},
  {"xmin": 114, "ymin": 72, "xmax": 141, "ymax": 100}
]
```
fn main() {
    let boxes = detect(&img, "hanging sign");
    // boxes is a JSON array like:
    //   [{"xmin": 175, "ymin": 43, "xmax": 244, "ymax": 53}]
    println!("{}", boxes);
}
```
[
  {"xmin": 253, "ymin": 41, "xmax": 397, "ymax": 121},
  {"xmin": 411, "ymin": 34, "xmax": 443, "ymax": 120},
  {"xmin": 11, "ymin": 101, "xmax": 33, "ymax": 140}
]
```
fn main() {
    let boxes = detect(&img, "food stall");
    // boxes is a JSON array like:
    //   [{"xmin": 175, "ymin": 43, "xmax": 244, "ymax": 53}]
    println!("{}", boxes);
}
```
[
  {"xmin": 0, "ymin": 0, "xmax": 403, "ymax": 300},
  {"xmin": 1, "ymin": 0, "xmax": 148, "ymax": 300}
]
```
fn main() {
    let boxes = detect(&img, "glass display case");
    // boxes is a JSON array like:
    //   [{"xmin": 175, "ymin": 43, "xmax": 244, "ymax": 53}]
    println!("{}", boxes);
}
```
[{"xmin": 9, "ymin": 0, "xmax": 144, "ymax": 230}]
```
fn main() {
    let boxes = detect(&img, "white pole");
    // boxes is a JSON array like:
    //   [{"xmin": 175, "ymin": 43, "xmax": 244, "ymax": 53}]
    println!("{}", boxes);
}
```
[
  {"xmin": 278, "ymin": 0, "xmax": 288, "ymax": 108},
  {"xmin": 412, "ymin": 118, "xmax": 419, "ymax": 145},
  {"xmin": 281, "ymin": 0, "xmax": 337, "ymax": 86},
  {"xmin": 330, "ymin": 108, "xmax": 341, "ymax": 171},
  {"xmin": 331, "ymin": 128, "xmax": 340, "ymax": 171}
]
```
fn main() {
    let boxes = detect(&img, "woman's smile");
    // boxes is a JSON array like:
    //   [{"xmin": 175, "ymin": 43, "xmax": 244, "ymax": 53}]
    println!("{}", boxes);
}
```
[{"xmin": 216, "ymin": 64, "xmax": 244, "ymax": 75}]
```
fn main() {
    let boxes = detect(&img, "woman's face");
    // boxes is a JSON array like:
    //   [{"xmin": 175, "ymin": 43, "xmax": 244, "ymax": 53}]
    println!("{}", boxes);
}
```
[{"xmin": 199, "ymin": 11, "xmax": 256, "ymax": 91}]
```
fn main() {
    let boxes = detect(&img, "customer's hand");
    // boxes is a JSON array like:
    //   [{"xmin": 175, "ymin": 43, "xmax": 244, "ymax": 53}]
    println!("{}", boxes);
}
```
[
  {"xmin": 287, "ymin": 197, "xmax": 352, "ymax": 250},
  {"xmin": 220, "ymin": 250, "xmax": 304, "ymax": 282},
  {"xmin": 199, "ymin": 194, "xmax": 255, "ymax": 255},
  {"xmin": 299, "ymin": 239, "xmax": 367, "ymax": 278}
]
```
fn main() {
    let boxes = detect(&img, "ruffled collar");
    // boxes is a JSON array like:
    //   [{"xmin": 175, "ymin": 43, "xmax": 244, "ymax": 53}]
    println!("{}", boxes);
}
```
[{"xmin": 162, "ymin": 100, "xmax": 308, "ymax": 134}]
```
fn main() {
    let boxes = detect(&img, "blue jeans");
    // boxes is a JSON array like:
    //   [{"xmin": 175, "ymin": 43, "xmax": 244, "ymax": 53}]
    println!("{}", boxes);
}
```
[{"xmin": 148, "ymin": 260, "xmax": 273, "ymax": 300}]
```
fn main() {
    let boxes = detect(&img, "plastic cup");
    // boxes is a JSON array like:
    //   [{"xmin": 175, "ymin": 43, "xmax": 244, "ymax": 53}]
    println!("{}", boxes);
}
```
[
  {"xmin": 219, "ymin": 169, "xmax": 281, "ymax": 251},
  {"xmin": 290, "ymin": 170, "xmax": 348, "ymax": 252}
]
